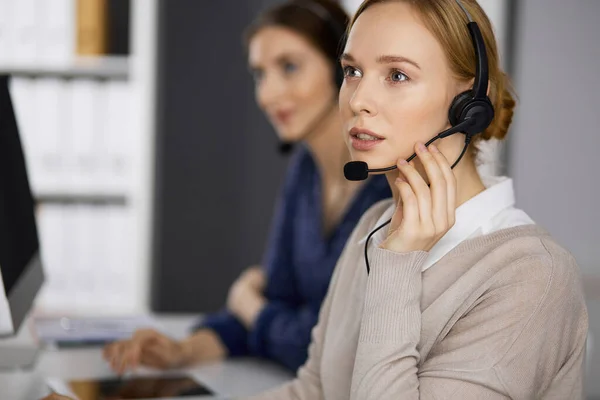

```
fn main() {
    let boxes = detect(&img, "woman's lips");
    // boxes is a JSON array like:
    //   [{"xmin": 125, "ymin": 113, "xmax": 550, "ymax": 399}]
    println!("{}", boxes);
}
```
[
  {"xmin": 274, "ymin": 110, "xmax": 293, "ymax": 125},
  {"xmin": 349, "ymin": 127, "xmax": 384, "ymax": 151}
]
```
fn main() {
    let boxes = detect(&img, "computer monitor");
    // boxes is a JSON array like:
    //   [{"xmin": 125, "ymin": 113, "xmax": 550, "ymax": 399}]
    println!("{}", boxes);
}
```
[{"xmin": 0, "ymin": 74, "xmax": 45, "ymax": 367}]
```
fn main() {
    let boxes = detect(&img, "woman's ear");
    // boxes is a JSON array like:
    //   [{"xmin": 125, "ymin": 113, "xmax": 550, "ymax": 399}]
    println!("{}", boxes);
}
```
[
  {"xmin": 456, "ymin": 78, "xmax": 473, "ymax": 95},
  {"xmin": 458, "ymin": 78, "xmax": 491, "ymax": 96}
]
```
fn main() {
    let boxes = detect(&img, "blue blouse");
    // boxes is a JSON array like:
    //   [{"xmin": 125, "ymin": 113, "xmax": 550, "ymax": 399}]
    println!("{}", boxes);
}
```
[{"xmin": 195, "ymin": 145, "xmax": 392, "ymax": 371}]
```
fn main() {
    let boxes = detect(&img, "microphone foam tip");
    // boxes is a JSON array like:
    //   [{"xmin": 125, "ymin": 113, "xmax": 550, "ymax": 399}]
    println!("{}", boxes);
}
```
[{"xmin": 344, "ymin": 161, "xmax": 369, "ymax": 181}]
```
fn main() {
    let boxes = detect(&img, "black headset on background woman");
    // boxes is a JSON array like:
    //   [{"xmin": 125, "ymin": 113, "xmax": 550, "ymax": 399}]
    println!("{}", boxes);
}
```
[
  {"xmin": 345, "ymin": 0, "xmax": 496, "ymax": 274},
  {"xmin": 277, "ymin": 0, "xmax": 348, "ymax": 154}
]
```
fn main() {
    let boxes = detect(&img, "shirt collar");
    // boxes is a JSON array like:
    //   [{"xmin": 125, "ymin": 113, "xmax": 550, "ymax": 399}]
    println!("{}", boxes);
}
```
[{"xmin": 358, "ymin": 176, "xmax": 517, "ymax": 271}]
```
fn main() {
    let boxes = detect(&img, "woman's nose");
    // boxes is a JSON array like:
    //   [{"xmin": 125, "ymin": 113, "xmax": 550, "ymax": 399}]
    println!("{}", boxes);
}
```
[
  {"xmin": 258, "ymin": 73, "xmax": 287, "ymax": 107},
  {"xmin": 348, "ymin": 79, "xmax": 377, "ymax": 117}
]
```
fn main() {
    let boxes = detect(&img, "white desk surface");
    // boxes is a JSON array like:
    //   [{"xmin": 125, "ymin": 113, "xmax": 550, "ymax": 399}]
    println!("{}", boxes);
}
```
[{"xmin": 0, "ymin": 314, "xmax": 294, "ymax": 400}]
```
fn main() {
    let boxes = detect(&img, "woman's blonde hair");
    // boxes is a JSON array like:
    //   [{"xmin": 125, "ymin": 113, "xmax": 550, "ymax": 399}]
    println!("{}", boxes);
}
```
[{"xmin": 350, "ymin": 0, "xmax": 515, "ymax": 152}]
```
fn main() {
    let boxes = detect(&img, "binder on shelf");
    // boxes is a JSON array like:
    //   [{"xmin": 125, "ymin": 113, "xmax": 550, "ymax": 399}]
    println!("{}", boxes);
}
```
[
  {"xmin": 75, "ymin": 205, "xmax": 98, "ymax": 312},
  {"xmin": 76, "ymin": 0, "xmax": 108, "ymax": 56},
  {"xmin": 0, "ymin": 0, "xmax": 13, "ymax": 65},
  {"xmin": 35, "ymin": 78, "xmax": 67, "ymax": 193},
  {"xmin": 35, "ymin": 204, "xmax": 68, "ymax": 311},
  {"xmin": 10, "ymin": 0, "xmax": 37, "ymax": 65},
  {"xmin": 105, "ymin": 205, "xmax": 134, "ymax": 309},
  {"xmin": 36, "ymin": 0, "xmax": 76, "ymax": 66},
  {"xmin": 68, "ymin": 79, "xmax": 100, "ymax": 193},
  {"xmin": 104, "ymin": 81, "xmax": 131, "ymax": 193},
  {"xmin": 87, "ymin": 204, "xmax": 108, "ymax": 299},
  {"xmin": 36, "ymin": 204, "xmax": 137, "ymax": 314}
]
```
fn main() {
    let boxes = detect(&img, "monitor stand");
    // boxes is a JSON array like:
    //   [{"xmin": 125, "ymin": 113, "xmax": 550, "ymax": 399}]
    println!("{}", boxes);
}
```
[{"xmin": 0, "ymin": 342, "xmax": 39, "ymax": 370}]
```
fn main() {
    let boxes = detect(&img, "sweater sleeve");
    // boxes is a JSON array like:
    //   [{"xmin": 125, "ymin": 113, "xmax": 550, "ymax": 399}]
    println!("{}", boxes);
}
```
[
  {"xmin": 350, "ymin": 241, "xmax": 588, "ymax": 400},
  {"xmin": 350, "ymin": 247, "xmax": 428, "ymax": 399}
]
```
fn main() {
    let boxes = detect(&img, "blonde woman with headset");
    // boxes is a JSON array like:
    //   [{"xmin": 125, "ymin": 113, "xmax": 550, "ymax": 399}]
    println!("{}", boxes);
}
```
[{"xmin": 250, "ymin": 0, "xmax": 588, "ymax": 398}]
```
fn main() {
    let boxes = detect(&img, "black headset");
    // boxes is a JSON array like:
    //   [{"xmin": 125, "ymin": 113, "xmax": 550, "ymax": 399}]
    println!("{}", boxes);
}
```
[
  {"xmin": 356, "ymin": 0, "xmax": 496, "ymax": 274},
  {"xmin": 278, "ymin": 0, "xmax": 348, "ymax": 154},
  {"xmin": 448, "ymin": 0, "xmax": 495, "ymax": 138}
]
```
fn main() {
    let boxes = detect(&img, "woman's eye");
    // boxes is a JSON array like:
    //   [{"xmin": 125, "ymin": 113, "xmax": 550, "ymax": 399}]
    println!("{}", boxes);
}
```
[
  {"xmin": 343, "ymin": 66, "xmax": 361, "ymax": 78},
  {"xmin": 390, "ymin": 70, "xmax": 409, "ymax": 83},
  {"xmin": 283, "ymin": 62, "xmax": 298, "ymax": 74}
]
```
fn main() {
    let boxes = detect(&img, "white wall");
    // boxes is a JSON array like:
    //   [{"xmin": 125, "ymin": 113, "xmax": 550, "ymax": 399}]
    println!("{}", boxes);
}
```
[{"xmin": 509, "ymin": 1, "xmax": 600, "ymax": 394}]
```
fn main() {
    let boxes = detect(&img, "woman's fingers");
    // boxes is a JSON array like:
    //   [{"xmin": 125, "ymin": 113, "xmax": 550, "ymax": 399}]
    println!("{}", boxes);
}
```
[
  {"xmin": 419, "ymin": 145, "xmax": 449, "ymax": 236},
  {"xmin": 117, "ymin": 346, "xmax": 131, "ymax": 374},
  {"xmin": 109, "ymin": 343, "xmax": 125, "ymax": 371},
  {"xmin": 125, "ymin": 343, "xmax": 141, "ymax": 373},
  {"xmin": 381, "ymin": 141, "xmax": 457, "ymax": 253},
  {"xmin": 429, "ymin": 144, "xmax": 457, "ymax": 227},
  {"xmin": 397, "ymin": 150, "xmax": 432, "ymax": 228},
  {"xmin": 395, "ymin": 177, "xmax": 418, "ymax": 229},
  {"xmin": 106, "ymin": 341, "xmax": 138, "ymax": 374},
  {"xmin": 384, "ymin": 175, "xmax": 418, "ymax": 253},
  {"xmin": 143, "ymin": 343, "xmax": 174, "ymax": 369}
]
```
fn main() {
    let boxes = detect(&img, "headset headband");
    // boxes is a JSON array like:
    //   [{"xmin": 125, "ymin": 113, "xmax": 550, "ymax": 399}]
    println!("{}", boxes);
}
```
[{"xmin": 455, "ymin": 0, "xmax": 489, "ymax": 100}]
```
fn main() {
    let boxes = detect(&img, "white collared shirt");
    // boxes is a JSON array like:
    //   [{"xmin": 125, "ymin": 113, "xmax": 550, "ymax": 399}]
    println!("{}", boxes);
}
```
[{"xmin": 358, "ymin": 176, "xmax": 535, "ymax": 271}]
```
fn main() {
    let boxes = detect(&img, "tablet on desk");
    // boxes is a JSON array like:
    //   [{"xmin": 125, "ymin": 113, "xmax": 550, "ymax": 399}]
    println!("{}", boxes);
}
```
[{"xmin": 46, "ymin": 374, "xmax": 216, "ymax": 399}]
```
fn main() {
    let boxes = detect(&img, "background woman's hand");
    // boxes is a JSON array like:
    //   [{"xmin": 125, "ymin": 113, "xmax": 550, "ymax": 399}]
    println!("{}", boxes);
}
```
[
  {"xmin": 381, "ymin": 142, "xmax": 457, "ymax": 254},
  {"xmin": 102, "ymin": 329, "xmax": 188, "ymax": 374},
  {"xmin": 227, "ymin": 266, "xmax": 266, "ymax": 329}
]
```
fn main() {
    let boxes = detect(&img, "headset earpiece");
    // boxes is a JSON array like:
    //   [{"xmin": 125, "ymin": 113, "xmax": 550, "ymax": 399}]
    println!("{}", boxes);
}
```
[
  {"xmin": 448, "ymin": 91, "xmax": 473, "ymax": 126},
  {"xmin": 448, "ymin": 90, "xmax": 494, "ymax": 137}
]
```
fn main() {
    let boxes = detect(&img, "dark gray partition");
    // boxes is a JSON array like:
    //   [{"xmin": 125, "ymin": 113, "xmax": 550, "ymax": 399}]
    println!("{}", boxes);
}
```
[{"xmin": 151, "ymin": 0, "xmax": 287, "ymax": 313}]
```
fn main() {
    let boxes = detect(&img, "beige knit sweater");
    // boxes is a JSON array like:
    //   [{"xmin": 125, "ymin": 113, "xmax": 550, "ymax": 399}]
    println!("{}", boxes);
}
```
[{"xmin": 249, "ymin": 200, "xmax": 588, "ymax": 400}]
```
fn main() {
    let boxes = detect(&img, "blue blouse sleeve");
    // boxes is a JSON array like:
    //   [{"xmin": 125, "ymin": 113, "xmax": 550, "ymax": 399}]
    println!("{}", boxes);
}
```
[
  {"xmin": 257, "ymin": 149, "xmax": 306, "ymax": 303},
  {"xmin": 192, "ymin": 309, "xmax": 249, "ymax": 357},
  {"xmin": 246, "ymin": 150, "xmax": 312, "ymax": 369},
  {"xmin": 248, "ymin": 301, "xmax": 320, "ymax": 371}
]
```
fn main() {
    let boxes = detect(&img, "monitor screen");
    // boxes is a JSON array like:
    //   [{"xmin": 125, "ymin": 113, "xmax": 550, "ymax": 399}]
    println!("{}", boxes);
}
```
[{"xmin": 0, "ymin": 75, "xmax": 40, "ymax": 296}]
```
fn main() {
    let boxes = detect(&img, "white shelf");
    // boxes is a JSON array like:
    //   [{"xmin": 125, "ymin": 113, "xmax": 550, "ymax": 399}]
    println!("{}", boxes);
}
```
[
  {"xmin": 34, "ymin": 191, "xmax": 128, "ymax": 205},
  {"xmin": 0, "ymin": 56, "xmax": 130, "ymax": 80},
  {"xmin": 5, "ymin": 0, "xmax": 157, "ymax": 315}
]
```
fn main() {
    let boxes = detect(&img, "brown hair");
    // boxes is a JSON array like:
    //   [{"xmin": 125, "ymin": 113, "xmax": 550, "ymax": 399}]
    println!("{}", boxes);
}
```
[
  {"xmin": 350, "ymin": 0, "xmax": 515, "ymax": 151},
  {"xmin": 243, "ymin": 0, "xmax": 349, "ymax": 72}
]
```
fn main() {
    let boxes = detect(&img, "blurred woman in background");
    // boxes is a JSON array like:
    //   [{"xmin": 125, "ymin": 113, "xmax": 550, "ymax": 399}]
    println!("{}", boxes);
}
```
[{"xmin": 103, "ymin": 0, "xmax": 391, "ymax": 373}]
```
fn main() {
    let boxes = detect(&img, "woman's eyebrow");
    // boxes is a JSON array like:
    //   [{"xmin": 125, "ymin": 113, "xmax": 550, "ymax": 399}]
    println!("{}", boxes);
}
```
[
  {"xmin": 376, "ymin": 54, "xmax": 421, "ymax": 70},
  {"xmin": 340, "ymin": 53, "xmax": 421, "ymax": 70}
]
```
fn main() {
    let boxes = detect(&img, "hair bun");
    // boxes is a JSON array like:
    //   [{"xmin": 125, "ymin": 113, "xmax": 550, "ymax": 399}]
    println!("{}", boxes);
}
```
[{"xmin": 481, "ymin": 73, "xmax": 515, "ymax": 141}]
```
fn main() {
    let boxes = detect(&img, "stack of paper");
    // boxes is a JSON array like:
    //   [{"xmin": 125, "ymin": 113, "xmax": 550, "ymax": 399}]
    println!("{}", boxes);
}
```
[{"xmin": 33, "ymin": 315, "xmax": 159, "ymax": 346}]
